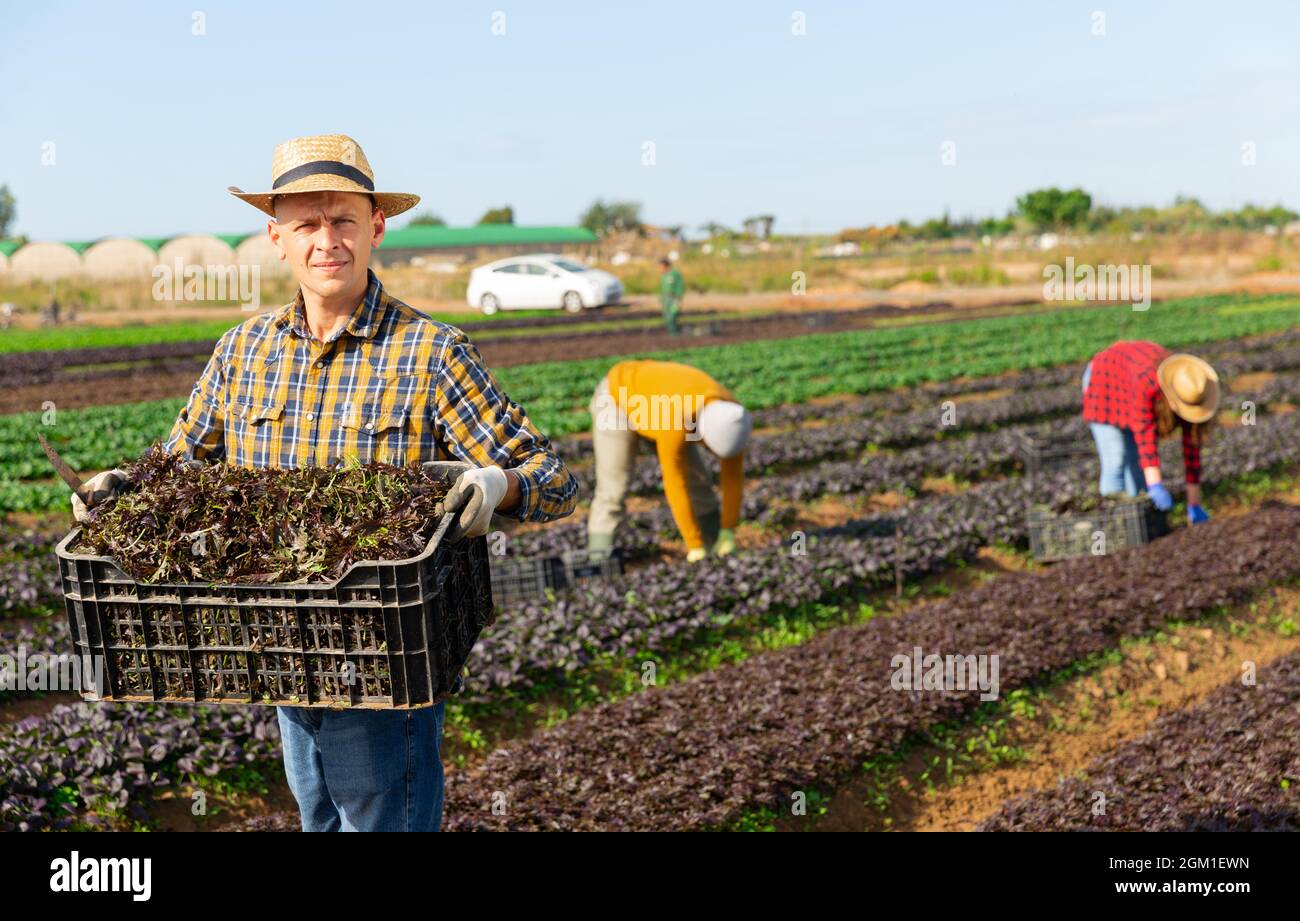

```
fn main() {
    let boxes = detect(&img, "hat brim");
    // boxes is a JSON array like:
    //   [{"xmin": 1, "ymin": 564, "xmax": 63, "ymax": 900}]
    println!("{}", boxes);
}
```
[
  {"xmin": 228, "ymin": 176, "xmax": 419, "ymax": 219},
  {"xmin": 1157, "ymin": 354, "xmax": 1219, "ymax": 424}
]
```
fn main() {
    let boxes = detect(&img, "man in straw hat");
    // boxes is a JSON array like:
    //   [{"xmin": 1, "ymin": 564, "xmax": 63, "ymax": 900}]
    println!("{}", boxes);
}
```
[
  {"xmin": 1081, "ymin": 340, "xmax": 1219, "ymax": 524},
  {"xmin": 72, "ymin": 134, "xmax": 578, "ymax": 831}
]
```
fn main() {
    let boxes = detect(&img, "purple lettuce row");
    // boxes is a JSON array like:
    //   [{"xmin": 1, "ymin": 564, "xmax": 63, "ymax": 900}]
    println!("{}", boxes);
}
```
[
  {"xmin": 0, "ymin": 701, "xmax": 281, "ymax": 831},
  {"xmin": 463, "ymin": 408, "xmax": 1300, "ymax": 698},
  {"xmin": 441, "ymin": 504, "xmax": 1300, "ymax": 831},
  {"xmin": 981, "ymin": 650, "xmax": 1300, "ymax": 831}
]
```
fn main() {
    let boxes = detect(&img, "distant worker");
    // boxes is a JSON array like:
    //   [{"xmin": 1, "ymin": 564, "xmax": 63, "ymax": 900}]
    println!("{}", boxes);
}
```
[
  {"xmin": 588, "ymin": 359, "xmax": 752, "ymax": 561},
  {"xmin": 658, "ymin": 257, "xmax": 685, "ymax": 335},
  {"xmin": 1081, "ymin": 341, "xmax": 1218, "ymax": 524}
]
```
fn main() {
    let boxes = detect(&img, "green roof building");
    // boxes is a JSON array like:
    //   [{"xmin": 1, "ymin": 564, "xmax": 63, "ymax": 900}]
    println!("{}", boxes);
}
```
[{"xmin": 375, "ymin": 224, "xmax": 598, "ymax": 265}]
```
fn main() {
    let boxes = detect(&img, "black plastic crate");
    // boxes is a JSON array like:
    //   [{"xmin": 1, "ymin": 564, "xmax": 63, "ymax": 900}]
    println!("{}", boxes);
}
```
[
  {"xmin": 54, "ymin": 461, "xmax": 494, "ymax": 709},
  {"xmin": 489, "ymin": 549, "xmax": 625, "ymax": 601},
  {"xmin": 561, "ymin": 548, "xmax": 624, "ymax": 585},
  {"xmin": 489, "ymin": 555, "xmax": 566, "ymax": 601},
  {"xmin": 1016, "ymin": 428, "xmax": 1095, "ymax": 476},
  {"xmin": 1026, "ymin": 495, "xmax": 1170, "ymax": 563}
]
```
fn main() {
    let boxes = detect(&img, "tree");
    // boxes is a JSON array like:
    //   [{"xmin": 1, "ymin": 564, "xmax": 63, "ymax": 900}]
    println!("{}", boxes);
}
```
[
  {"xmin": 0, "ymin": 185, "xmax": 15, "ymax": 239},
  {"xmin": 478, "ymin": 205, "xmax": 514, "ymax": 224},
  {"xmin": 580, "ymin": 199, "xmax": 644, "ymax": 237},
  {"xmin": 698, "ymin": 221, "xmax": 732, "ymax": 239},
  {"xmin": 1015, "ymin": 187, "xmax": 1093, "ymax": 230},
  {"xmin": 742, "ymin": 215, "xmax": 776, "ymax": 239},
  {"xmin": 407, "ymin": 211, "xmax": 446, "ymax": 227},
  {"xmin": 661, "ymin": 224, "xmax": 685, "ymax": 240}
]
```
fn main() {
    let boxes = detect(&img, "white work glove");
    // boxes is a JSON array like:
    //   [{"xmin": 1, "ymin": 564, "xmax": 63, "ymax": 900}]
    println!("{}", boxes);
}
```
[
  {"xmin": 686, "ymin": 547, "xmax": 707, "ymax": 563},
  {"xmin": 713, "ymin": 528, "xmax": 736, "ymax": 557},
  {"xmin": 70, "ymin": 468, "xmax": 128, "ymax": 522},
  {"xmin": 443, "ymin": 465, "xmax": 510, "ymax": 541}
]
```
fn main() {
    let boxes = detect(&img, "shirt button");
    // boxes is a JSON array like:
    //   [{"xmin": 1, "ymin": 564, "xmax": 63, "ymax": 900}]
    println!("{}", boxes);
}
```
[
  {"xmin": 316, "ymin": 360, "xmax": 325, "ymax": 369},
  {"xmin": 305, "ymin": 412, "xmax": 315, "ymax": 421}
]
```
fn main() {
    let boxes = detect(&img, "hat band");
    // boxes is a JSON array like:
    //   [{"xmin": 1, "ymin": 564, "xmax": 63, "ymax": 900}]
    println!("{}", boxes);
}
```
[{"xmin": 272, "ymin": 160, "xmax": 375, "ymax": 191}]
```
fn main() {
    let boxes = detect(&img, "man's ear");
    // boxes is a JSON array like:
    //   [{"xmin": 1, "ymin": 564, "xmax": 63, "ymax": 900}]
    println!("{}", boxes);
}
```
[
  {"xmin": 371, "ymin": 207, "xmax": 387, "ymax": 249},
  {"xmin": 266, "ymin": 219, "xmax": 287, "ymax": 261}
]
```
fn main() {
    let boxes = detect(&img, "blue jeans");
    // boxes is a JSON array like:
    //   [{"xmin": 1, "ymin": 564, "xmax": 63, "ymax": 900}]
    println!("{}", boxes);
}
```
[
  {"xmin": 276, "ymin": 702, "xmax": 446, "ymax": 832},
  {"xmin": 1083, "ymin": 361, "xmax": 1144, "ymax": 497}
]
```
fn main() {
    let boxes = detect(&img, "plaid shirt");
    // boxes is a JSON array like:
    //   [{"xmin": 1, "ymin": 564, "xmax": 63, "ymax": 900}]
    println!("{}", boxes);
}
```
[
  {"xmin": 1082, "ymin": 340, "xmax": 1201, "ymax": 484},
  {"xmin": 163, "ymin": 269, "xmax": 578, "ymax": 522}
]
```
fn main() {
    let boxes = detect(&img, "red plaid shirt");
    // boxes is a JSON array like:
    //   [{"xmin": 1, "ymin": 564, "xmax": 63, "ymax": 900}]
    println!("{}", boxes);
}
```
[{"xmin": 1082, "ymin": 340, "xmax": 1200, "ymax": 484}]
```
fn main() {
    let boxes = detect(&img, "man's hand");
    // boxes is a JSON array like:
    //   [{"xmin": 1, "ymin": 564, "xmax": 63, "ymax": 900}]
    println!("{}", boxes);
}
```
[
  {"xmin": 443, "ymin": 466, "xmax": 510, "ymax": 541},
  {"xmin": 1188, "ymin": 504, "xmax": 1210, "ymax": 524},
  {"xmin": 686, "ymin": 547, "xmax": 707, "ymax": 563},
  {"xmin": 70, "ymin": 468, "xmax": 127, "ymax": 522},
  {"xmin": 712, "ymin": 528, "xmax": 736, "ymax": 557},
  {"xmin": 1146, "ymin": 482, "xmax": 1173, "ymax": 512}
]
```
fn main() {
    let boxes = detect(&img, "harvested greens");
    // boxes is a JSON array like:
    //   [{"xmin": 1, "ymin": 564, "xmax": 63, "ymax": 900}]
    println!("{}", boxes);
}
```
[{"xmin": 73, "ymin": 445, "xmax": 450, "ymax": 584}]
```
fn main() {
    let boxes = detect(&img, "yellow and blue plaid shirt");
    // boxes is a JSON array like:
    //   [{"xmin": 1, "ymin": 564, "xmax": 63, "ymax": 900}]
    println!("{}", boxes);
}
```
[{"xmin": 163, "ymin": 269, "xmax": 578, "ymax": 523}]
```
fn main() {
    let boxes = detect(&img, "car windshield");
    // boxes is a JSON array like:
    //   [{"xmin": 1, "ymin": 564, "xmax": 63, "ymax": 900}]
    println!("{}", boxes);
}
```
[{"xmin": 548, "ymin": 258, "xmax": 587, "ymax": 273}]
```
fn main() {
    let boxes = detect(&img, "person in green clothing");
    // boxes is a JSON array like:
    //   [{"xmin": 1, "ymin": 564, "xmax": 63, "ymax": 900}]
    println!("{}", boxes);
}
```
[{"xmin": 658, "ymin": 257, "xmax": 685, "ymax": 335}]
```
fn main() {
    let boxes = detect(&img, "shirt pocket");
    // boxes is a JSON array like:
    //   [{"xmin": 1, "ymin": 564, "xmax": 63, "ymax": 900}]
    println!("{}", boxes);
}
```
[
  {"xmin": 228, "ymin": 396, "xmax": 286, "ymax": 467},
  {"xmin": 341, "ymin": 404, "xmax": 413, "ymax": 465}
]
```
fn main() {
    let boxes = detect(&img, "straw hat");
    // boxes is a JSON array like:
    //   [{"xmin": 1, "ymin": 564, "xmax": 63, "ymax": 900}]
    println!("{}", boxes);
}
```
[
  {"xmin": 1157, "ymin": 353, "xmax": 1219, "ymax": 424},
  {"xmin": 228, "ymin": 134, "xmax": 419, "ymax": 218}
]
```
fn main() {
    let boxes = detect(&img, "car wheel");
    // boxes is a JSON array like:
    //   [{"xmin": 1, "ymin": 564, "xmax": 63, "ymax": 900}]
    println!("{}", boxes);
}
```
[
  {"xmin": 480, "ymin": 293, "xmax": 500, "ymax": 315},
  {"xmin": 562, "ymin": 291, "xmax": 584, "ymax": 313}
]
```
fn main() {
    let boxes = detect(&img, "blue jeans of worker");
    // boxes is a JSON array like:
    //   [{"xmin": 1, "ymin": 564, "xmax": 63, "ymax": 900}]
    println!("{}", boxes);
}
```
[
  {"xmin": 276, "ymin": 702, "xmax": 446, "ymax": 832},
  {"xmin": 1082, "ymin": 361, "xmax": 1144, "ymax": 497}
]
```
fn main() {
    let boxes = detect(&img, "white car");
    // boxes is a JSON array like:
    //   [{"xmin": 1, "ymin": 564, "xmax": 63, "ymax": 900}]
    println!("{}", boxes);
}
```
[{"xmin": 466, "ymin": 254, "xmax": 623, "ymax": 315}]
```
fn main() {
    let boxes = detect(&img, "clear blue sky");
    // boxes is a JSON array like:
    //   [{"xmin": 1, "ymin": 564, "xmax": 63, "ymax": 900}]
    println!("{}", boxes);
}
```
[{"xmin": 3, "ymin": 0, "xmax": 1299, "ymax": 240}]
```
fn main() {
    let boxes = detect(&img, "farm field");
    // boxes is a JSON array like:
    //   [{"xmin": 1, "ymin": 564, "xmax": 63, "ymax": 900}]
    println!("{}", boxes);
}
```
[{"xmin": 1, "ymin": 290, "xmax": 1298, "ymax": 835}]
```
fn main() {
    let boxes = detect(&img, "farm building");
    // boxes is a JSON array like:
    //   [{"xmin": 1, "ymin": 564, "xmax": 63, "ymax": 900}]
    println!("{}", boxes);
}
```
[
  {"xmin": 82, "ymin": 237, "xmax": 159, "ymax": 279},
  {"xmin": 373, "ymin": 225, "xmax": 599, "ymax": 267},
  {"xmin": 234, "ymin": 232, "xmax": 291, "ymax": 275},
  {"xmin": 7, "ymin": 241, "xmax": 84, "ymax": 281},
  {"xmin": 0, "ymin": 225, "xmax": 600, "ymax": 281},
  {"xmin": 156, "ymin": 234, "xmax": 239, "ymax": 269},
  {"xmin": 0, "ymin": 240, "xmax": 18, "ymax": 275}
]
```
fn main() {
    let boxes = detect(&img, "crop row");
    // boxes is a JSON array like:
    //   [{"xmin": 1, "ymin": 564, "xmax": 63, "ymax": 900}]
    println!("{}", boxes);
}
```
[
  {"xmin": 468, "ymin": 407, "xmax": 1300, "ymax": 696},
  {"xmin": 436, "ymin": 504, "xmax": 1300, "ymax": 830},
  {"xmin": 0, "ymin": 701, "xmax": 282, "ymax": 831},
  {"xmin": 981, "ymin": 649, "xmax": 1300, "ymax": 831}
]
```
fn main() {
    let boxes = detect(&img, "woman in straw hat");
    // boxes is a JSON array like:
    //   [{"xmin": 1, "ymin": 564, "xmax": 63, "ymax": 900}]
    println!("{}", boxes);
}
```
[
  {"xmin": 1081, "ymin": 340, "xmax": 1219, "ymax": 524},
  {"xmin": 72, "ymin": 134, "xmax": 578, "ymax": 832}
]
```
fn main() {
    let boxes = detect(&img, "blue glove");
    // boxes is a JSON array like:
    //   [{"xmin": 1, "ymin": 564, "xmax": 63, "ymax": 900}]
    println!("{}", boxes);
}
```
[
  {"xmin": 1188, "ymin": 504, "xmax": 1210, "ymax": 524},
  {"xmin": 1146, "ymin": 483, "xmax": 1173, "ymax": 511}
]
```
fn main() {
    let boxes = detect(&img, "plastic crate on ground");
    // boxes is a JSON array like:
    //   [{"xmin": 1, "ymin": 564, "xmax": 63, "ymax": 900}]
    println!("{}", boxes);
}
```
[
  {"xmin": 55, "ymin": 462, "xmax": 493, "ymax": 709},
  {"xmin": 488, "ymin": 555, "xmax": 566, "ymax": 601},
  {"xmin": 1026, "ymin": 495, "xmax": 1170, "ymax": 563},
  {"xmin": 561, "ymin": 548, "xmax": 624, "ymax": 586}
]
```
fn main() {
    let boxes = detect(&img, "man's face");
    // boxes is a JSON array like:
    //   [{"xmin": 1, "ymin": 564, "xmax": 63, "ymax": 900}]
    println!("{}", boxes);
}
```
[{"xmin": 268, "ymin": 191, "xmax": 385, "ymax": 301}]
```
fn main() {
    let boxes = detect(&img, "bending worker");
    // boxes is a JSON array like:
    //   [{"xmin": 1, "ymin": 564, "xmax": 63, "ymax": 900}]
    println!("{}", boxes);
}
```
[
  {"xmin": 1081, "ymin": 341, "xmax": 1218, "ymax": 524},
  {"xmin": 587, "ymin": 359, "xmax": 752, "ymax": 561}
]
